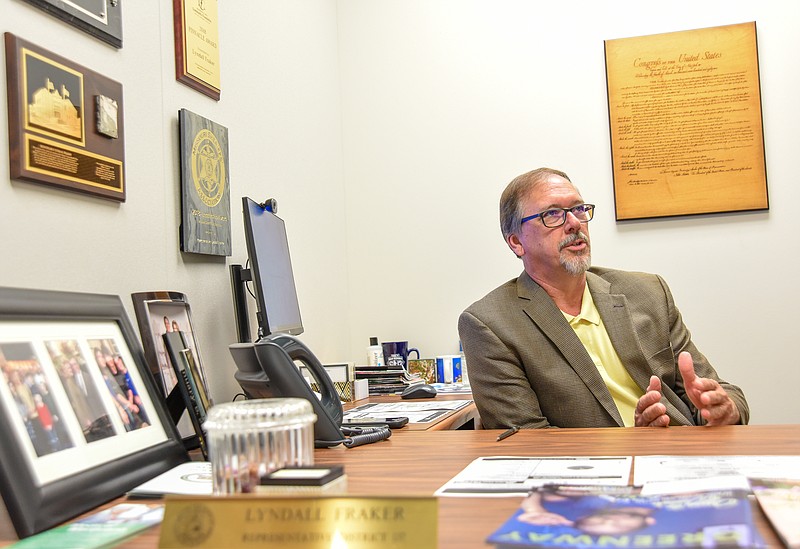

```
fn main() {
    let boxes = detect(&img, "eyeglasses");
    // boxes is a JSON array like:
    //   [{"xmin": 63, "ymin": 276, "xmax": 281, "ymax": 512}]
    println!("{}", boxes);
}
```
[{"xmin": 520, "ymin": 203, "xmax": 595, "ymax": 228}]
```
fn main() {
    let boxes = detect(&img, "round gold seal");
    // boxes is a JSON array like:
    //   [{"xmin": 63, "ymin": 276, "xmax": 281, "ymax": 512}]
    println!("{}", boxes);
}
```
[
  {"xmin": 173, "ymin": 504, "xmax": 214, "ymax": 546},
  {"xmin": 190, "ymin": 129, "xmax": 225, "ymax": 207}
]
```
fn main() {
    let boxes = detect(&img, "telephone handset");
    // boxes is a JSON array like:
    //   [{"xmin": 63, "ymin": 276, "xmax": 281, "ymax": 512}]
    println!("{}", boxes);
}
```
[
  {"xmin": 230, "ymin": 334, "xmax": 342, "ymax": 447},
  {"xmin": 230, "ymin": 334, "xmax": 391, "ymax": 448}
]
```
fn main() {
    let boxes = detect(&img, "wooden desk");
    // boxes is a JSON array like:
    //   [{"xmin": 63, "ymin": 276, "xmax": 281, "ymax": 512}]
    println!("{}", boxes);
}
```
[
  {"xmin": 3, "ymin": 424, "xmax": 799, "ymax": 548},
  {"xmin": 345, "ymin": 393, "xmax": 479, "ymax": 431}
]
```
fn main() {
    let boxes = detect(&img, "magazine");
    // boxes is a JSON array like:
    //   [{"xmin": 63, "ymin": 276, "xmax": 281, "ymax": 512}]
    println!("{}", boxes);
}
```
[
  {"xmin": 487, "ymin": 484, "xmax": 762, "ymax": 548},
  {"xmin": 9, "ymin": 503, "xmax": 163, "ymax": 549},
  {"xmin": 750, "ymin": 477, "xmax": 800, "ymax": 548}
]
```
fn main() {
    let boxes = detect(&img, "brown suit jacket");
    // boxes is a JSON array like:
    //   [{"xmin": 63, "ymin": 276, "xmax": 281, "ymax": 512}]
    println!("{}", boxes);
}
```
[{"xmin": 458, "ymin": 267, "xmax": 749, "ymax": 429}]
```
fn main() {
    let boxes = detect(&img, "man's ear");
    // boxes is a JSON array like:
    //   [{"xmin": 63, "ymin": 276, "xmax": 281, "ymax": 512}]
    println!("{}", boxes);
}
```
[{"xmin": 507, "ymin": 234, "xmax": 524, "ymax": 258}]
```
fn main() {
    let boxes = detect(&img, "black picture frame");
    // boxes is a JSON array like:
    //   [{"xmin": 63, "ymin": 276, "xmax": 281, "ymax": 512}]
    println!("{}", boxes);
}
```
[
  {"xmin": 130, "ymin": 291, "xmax": 213, "ymax": 451},
  {"xmin": 162, "ymin": 331, "xmax": 208, "ymax": 460},
  {"xmin": 21, "ymin": 0, "xmax": 123, "ymax": 49},
  {"xmin": 0, "ymin": 287, "xmax": 187, "ymax": 539}
]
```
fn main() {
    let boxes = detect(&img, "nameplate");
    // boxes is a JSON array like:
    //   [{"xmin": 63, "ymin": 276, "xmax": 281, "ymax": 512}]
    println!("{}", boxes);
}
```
[{"xmin": 158, "ymin": 495, "xmax": 437, "ymax": 548}]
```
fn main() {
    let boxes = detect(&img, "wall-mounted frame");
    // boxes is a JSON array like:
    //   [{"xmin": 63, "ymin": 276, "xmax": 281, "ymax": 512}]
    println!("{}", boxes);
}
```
[
  {"xmin": 605, "ymin": 22, "xmax": 768, "ymax": 220},
  {"xmin": 21, "ymin": 0, "xmax": 123, "ymax": 49},
  {"xmin": 178, "ymin": 109, "xmax": 231, "ymax": 256},
  {"xmin": 130, "ymin": 291, "xmax": 212, "ymax": 450},
  {"xmin": 172, "ymin": 0, "xmax": 220, "ymax": 100},
  {"xmin": 4, "ymin": 33, "xmax": 126, "ymax": 201},
  {"xmin": 0, "ymin": 287, "xmax": 187, "ymax": 539}
]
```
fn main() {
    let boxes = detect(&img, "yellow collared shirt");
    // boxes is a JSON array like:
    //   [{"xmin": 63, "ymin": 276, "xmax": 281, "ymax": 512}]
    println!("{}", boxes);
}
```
[{"xmin": 562, "ymin": 284, "xmax": 643, "ymax": 427}]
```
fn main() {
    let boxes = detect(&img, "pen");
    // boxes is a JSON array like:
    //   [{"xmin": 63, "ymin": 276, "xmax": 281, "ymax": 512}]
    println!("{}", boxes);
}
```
[{"xmin": 496, "ymin": 425, "xmax": 519, "ymax": 442}]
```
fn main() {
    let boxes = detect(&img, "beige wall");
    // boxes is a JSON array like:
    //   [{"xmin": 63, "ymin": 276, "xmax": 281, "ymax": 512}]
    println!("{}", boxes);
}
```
[{"xmin": 2, "ymin": 1, "xmax": 798, "ymax": 424}]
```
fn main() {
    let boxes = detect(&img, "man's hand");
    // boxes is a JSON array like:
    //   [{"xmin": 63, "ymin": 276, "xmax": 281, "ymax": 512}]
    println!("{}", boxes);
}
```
[
  {"xmin": 678, "ymin": 351, "xmax": 740, "ymax": 426},
  {"xmin": 634, "ymin": 375, "xmax": 670, "ymax": 427}
]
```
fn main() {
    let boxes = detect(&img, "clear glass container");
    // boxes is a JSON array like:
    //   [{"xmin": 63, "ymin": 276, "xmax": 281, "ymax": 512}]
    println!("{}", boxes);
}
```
[{"xmin": 204, "ymin": 398, "xmax": 316, "ymax": 494}]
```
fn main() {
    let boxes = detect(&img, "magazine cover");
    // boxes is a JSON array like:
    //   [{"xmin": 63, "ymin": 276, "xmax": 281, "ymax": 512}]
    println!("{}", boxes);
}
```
[
  {"xmin": 487, "ymin": 485, "xmax": 762, "ymax": 549},
  {"xmin": 750, "ymin": 478, "xmax": 800, "ymax": 548}
]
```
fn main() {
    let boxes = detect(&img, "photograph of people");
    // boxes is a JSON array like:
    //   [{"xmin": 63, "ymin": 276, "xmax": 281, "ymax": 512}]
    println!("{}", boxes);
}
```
[{"xmin": 0, "ymin": 342, "xmax": 74, "ymax": 456}]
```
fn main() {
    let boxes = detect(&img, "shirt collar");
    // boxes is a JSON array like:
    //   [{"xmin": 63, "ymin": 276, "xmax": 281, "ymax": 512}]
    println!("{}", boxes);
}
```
[{"xmin": 564, "ymin": 283, "xmax": 601, "ymax": 326}]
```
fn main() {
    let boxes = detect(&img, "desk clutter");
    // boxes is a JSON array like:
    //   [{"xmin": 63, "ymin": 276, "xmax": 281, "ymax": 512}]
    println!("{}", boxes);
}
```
[{"xmin": 435, "ymin": 454, "xmax": 800, "ymax": 549}]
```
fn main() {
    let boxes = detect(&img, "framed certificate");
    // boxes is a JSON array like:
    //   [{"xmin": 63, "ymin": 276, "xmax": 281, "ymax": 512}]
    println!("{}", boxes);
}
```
[{"xmin": 172, "ymin": 0, "xmax": 220, "ymax": 100}]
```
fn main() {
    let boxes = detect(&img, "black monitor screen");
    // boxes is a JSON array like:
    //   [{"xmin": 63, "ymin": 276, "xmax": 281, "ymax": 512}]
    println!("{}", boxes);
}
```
[{"xmin": 242, "ymin": 197, "xmax": 303, "ymax": 338}]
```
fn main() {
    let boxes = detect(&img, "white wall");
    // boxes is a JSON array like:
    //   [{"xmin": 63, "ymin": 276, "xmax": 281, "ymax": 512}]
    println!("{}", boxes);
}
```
[
  {"xmin": 1, "ymin": 1, "xmax": 350, "ymax": 404},
  {"xmin": 2, "ymin": 1, "xmax": 797, "ymax": 424},
  {"xmin": 337, "ymin": 0, "xmax": 800, "ymax": 425}
]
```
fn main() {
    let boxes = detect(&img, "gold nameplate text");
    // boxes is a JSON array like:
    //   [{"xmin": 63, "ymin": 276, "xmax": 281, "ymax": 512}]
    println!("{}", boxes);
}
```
[{"xmin": 159, "ymin": 496, "xmax": 437, "ymax": 549}]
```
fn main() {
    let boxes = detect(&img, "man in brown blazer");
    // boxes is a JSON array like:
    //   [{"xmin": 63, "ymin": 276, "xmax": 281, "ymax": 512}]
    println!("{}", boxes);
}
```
[{"xmin": 458, "ymin": 167, "xmax": 748, "ymax": 429}]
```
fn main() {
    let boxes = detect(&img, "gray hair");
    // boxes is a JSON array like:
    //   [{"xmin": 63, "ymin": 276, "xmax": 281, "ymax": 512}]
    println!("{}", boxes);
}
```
[{"xmin": 499, "ymin": 167, "xmax": 573, "ymax": 241}]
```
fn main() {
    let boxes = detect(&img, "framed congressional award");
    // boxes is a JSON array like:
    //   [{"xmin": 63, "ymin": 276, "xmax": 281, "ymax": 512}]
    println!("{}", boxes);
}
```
[
  {"xmin": 21, "ymin": 0, "xmax": 123, "ymax": 49},
  {"xmin": 172, "ymin": 0, "xmax": 220, "ymax": 100},
  {"xmin": 178, "ymin": 109, "xmax": 231, "ymax": 256},
  {"xmin": 4, "ymin": 33, "xmax": 126, "ymax": 201},
  {"xmin": 605, "ymin": 22, "xmax": 768, "ymax": 220}
]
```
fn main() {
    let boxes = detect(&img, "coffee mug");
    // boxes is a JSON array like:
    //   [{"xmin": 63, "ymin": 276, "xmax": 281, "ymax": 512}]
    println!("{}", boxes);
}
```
[{"xmin": 382, "ymin": 341, "xmax": 420, "ymax": 370}]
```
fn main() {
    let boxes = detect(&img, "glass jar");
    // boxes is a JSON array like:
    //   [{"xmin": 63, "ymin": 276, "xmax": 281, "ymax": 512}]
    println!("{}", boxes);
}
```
[{"xmin": 204, "ymin": 398, "xmax": 316, "ymax": 494}]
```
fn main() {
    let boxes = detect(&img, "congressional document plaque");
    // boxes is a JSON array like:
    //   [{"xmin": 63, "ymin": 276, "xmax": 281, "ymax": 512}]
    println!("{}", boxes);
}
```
[
  {"xmin": 4, "ymin": 33, "xmax": 126, "ymax": 201},
  {"xmin": 605, "ymin": 22, "xmax": 768, "ymax": 220},
  {"xmin": 178, "ymin": 109, "xmax": 231, "ymax": 256},
  {"xmin": 173, "ymin": 0, "xmax": 220, "ymax": 100}
]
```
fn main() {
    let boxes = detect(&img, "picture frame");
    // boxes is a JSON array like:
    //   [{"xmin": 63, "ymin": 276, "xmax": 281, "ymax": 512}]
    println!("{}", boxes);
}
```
[
  {"xmin": 21, "ymin": 0, "xmax": 123, "ymax": 49},
  {"xmin": 0, "ymin": 286, "xmax": 187, "ymax": 539},
  {"xmin": 162, "ymin": 331, "xmax": 209, "ymax": 460},
  {"xmin": 130, "ymin": 291, "xmax": 213, "ymax": 449},
  {"xmin": 4, "ymin": 33, "xmax": 126, "ymax": 202},
  {"xmin": 172, "ymin": 0, "xmax": 220, "ymax": 100}
]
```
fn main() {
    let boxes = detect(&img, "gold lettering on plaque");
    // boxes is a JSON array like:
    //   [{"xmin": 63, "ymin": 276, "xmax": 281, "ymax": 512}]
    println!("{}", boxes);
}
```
[
  {"xmin": 190, "ymin": 129, "xmax": 225, "ymax": 207},
  {"xmin": 182, "ymin": 0, "xmax": 220, "ymax": 91}
]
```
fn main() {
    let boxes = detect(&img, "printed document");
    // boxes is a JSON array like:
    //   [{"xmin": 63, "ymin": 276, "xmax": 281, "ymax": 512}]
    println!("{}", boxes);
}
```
[{"xmin": 435, "ymin": 456, "xmax": 632, "ymax": 497}]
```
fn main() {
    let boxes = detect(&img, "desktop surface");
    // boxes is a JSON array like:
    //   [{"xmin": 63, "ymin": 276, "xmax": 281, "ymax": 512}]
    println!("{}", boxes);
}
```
[{"xmin": 2, "ymin": 424, "xmax": 799, "ymax": 548}]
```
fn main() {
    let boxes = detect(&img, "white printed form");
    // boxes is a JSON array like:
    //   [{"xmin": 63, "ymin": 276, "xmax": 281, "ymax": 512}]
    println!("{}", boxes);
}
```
[{"xmin": 435, "ymin": 456, "xmax": 632, "ymax": 497}]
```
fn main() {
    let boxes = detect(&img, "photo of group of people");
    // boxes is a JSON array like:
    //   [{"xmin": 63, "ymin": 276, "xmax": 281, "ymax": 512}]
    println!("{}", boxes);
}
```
[
  {"xmin": 88, "ymin": 338, "xmax": 150, "ymax": 432},
  {"xmin": 0, "ymin": 334, "xmax": 151, "ymax": 460},
  {"xmin": 0, "ymin": 341, "xmax": 75, "ymax": 457}
]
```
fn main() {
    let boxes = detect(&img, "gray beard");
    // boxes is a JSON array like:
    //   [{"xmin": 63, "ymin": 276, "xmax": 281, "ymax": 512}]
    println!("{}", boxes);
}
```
[
  {"xmin": 561, "ymin": 253, "xmax": 591, "ymax": 276},
  {"xmin": 559, "ymin": 232, "xmax": 591, "ymax": 276}
]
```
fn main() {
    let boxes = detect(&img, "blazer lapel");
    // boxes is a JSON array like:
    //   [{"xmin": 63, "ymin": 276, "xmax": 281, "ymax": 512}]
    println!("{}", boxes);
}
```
[
  {"xmin": 587, "ymin": 273, "xmax": 695, "ymax": 426},
  {"xmin": 586, "ymin": 274, "xmax": 653, "ymax": 392},
  {"xmin": 517, "ymin": 274, "xmax": 624, "ymax": 426}
]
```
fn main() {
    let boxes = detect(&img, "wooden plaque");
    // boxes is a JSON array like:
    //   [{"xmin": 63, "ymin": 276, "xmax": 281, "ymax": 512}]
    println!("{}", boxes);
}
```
[
  {"xmin": 4, "ymin": 33, "xmax": 126, "ymax": 201},
  {"xmin": 172, "ymin": 0, "xmax": 221, "ymax": 101},
  {"xmin": 605, "ymin": 22, "xmax": 768, "ymax": 220}
]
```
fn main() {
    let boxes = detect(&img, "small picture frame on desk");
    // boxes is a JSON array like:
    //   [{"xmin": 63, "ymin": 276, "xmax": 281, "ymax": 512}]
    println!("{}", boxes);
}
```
[
  {"xmin": 162, "ymin": 331, "xmax": 209, "ymax": 460},
  {"xmin": 130, "ymin": 291, "xmax": 213, "ymax": 451},
  {"xmin": 0, "ymin": 287, "xmax": 186, "ymax": 539}
]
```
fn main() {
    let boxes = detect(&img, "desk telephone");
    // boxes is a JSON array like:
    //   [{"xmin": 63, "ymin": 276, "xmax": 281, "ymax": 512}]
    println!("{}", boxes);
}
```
[{"xmin": 230, "ymin": 334, "xmax": 392, "ymax": 448}]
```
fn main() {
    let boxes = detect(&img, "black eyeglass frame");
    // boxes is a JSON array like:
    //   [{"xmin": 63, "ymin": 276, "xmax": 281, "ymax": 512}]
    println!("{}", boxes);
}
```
[{"xmin": 520, "ymin": 203, "xmax": 596, "ymax": 228}]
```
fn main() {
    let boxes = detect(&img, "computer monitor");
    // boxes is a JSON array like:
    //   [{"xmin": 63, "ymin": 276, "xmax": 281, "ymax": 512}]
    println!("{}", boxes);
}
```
[
  {"xmin": 240, "ymin": 197, "xmax": 303, "ymax": 340},
  {"xmin": 229, "ymin": 196, "xmax": 391, "ymax": 449}
]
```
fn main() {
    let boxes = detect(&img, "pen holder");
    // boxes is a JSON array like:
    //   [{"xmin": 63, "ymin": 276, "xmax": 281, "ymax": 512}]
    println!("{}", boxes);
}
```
[{"xmin": 204, "ymin": 398, "xmax": 316, "ymax": 494}]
